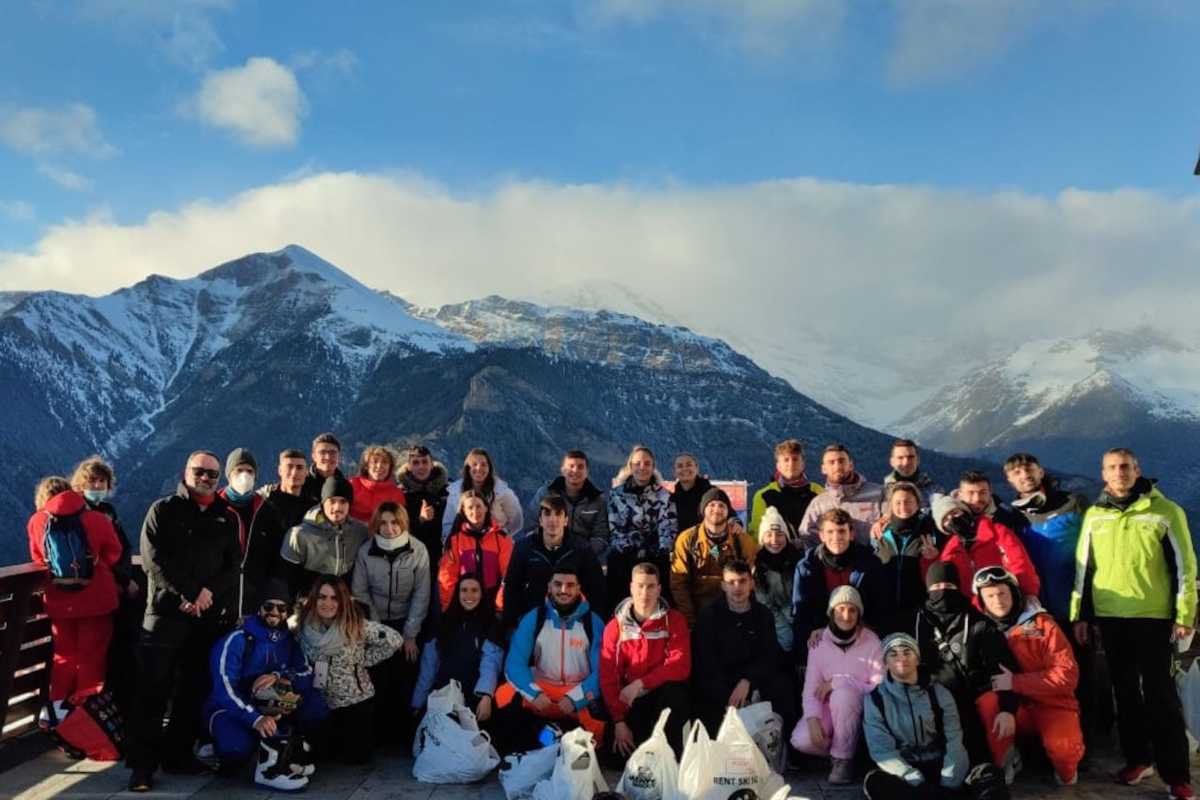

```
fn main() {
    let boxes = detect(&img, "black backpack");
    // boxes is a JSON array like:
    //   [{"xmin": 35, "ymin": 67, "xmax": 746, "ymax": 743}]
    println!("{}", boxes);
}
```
[{"xmin": 43, "ymin": 511, "xmax": 93, "ymax": 590}]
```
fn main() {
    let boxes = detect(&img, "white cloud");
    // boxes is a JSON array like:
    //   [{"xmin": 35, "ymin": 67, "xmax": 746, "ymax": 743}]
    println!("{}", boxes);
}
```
[
  {"xmin": 76, "ymin": 0, "xmax": 233, "ymax": 70},
  {"xmin": 1, "ymin": 172, "xmax": 1198, "ymax": 384},
  {"xmin": 0, "ymin": 103, "xmax": 117, "ymax": 158},
  {"xmin": 0, "ymin": 201, "xmax": 35, "ymax": 222},
  {"xmin": 37, "ymin": 164, "xmax": 93, "ymax": 192},
  {"xmin": 291, "ymin": 48, "xmax": 360, "ymax": 78},
  {"xmin": 186, "ymin": 57, "xmax": 307, "ymax": 148},
  {"xmin": 585, "ymin": 0, "xmax": 847, "ymax": 56}
]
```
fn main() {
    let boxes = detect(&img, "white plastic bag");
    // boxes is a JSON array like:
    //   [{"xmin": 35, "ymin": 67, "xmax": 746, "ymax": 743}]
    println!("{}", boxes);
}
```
[
  {"xmin": 412, "ymin": 699, "xmax": 500, "ymax": 783},
  {"xmin": 738, "ymin": 701, "xmax": 786, "ymax": 775},
  {"xmin": 425, "ymin": 678, "xmax": 466, "ymax": 716},
  {"xmin": 617, "ymin": 708, "xmax": 682, "ymax": 800},
  {"xmin": 1177, "ymin": 659, "xmax": 1200, "ymax": 743},
  {"xmin": 499, "ymin": 743, "xmax": 560, "ymax": 799},
  {"xmin": 678, "ymin": 707, "xmax": 785, "ymax": 799},
  {"xmin": 531, "ymin": 727, "xmax": 608, "ymax": 800}
]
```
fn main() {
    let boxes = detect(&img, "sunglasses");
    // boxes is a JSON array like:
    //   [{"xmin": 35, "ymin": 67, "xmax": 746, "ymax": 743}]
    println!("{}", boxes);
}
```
[
  {"xmin": 189, "ymin": 467, "xmax": 220, "ymax": 480},
  {"xmin": 261, "ymin": 601, "xmax": 289, "ymax": 612}
]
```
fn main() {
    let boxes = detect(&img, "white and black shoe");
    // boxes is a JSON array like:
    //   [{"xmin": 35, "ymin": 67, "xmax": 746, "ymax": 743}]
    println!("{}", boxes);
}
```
[
  {"xmin": 256, "ymin": 740, "xmax": 308, "ymax": 792},
  {"xmin": 288, "ymin": 737, "xmax": 315, "ymax": 778}
]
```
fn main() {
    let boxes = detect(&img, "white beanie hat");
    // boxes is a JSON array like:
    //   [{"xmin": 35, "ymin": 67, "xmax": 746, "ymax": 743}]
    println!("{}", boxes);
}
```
[
  {"xmin": 758, "ymin": 506, "xmax": 789, "ymax": 542},
  {"xmin": 827, "ymin": 585, "xmax": 864, "ymax": 617}
]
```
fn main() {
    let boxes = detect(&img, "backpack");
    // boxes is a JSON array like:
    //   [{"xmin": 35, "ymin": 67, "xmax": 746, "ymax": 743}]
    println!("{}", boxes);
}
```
[{"xmin": 43, "ymin": 511, "xmax": 93, "ymax": 590}]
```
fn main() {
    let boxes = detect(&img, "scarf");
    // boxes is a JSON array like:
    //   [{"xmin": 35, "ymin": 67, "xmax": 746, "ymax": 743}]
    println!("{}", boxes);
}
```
[
  {"xmin": 755, "ymin": 545, "xmax": 799, "ymax": 576},
  {"xmin": 774, "ymin": 469, "xmax": 810, "ymax": 489},
  {"xmin": 375, "ymin": 532, "xmax": 411, "ymax": 551},
  {"xmin": 924, "ymin": 589, "xmax": 968, "ymax": 629},
  {"xmin": 300, "ymin": 620, "xmax": 349, "ymax": 689},
  {"xmin": 818, "ymin": 543, "xmax": 853, "ymax": 571},
  {"xmin": 828, "ymin": 620, "xmax": 860, "ymax": 648},
  {"xmin": 892, "ymin": 512, "xmax": 920, "ymax": 537},
  {"xmin": 1099, "ymin": 477, "xmax": 1153, "ymax": 512}
]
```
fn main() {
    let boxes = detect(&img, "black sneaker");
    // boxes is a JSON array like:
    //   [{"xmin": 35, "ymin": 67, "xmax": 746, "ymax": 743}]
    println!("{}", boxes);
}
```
[
  {"xmin": 128, "ymin": 768, "xmax": 154, "ymax": 793},
  {"xmin": 161, "ymin": 756, "xmax": 215, "ymax": 775}
]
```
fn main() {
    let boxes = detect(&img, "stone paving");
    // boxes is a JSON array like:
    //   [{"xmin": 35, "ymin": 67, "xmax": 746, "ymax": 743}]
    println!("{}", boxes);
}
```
[{"xmin": 3, "ymin": 735, "xmax": 1197, "ymax": 799}]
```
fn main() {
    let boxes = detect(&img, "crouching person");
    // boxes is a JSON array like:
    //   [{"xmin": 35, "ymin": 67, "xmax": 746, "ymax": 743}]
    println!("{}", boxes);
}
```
[
  {"xmin": 975, "ymin": 567, "xmax": 1084, "ymax": 785},
  {"xmin": 494, "ymin": 560, "xmax": 607, "ymax": 754},
  {"xmin": 205, "ymin": 580, "xmax": 326, "ymax": 790},
  {"xmin": 863, "ymin": 633, "xmax": 969, "ymax": 800},
  {"xmin": 791, "ymin": 586, "xmax": 884, "ymax": 785}
]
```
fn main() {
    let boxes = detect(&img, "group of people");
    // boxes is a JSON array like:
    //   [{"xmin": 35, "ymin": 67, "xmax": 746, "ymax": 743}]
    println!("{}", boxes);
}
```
[{"xmin": 23, "ymin": 434, "xmax": 1197, "ymax": 800}]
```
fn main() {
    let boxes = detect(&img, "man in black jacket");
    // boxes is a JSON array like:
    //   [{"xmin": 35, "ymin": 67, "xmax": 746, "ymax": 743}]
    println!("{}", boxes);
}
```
[
  {"xmin": 524, "ymin": 450, "xmax": 610, "ymax": 558},
  {"xmin": 397, "ymin": 445, "xmax": 448, "ymax": 570},
  {"xmin": 915, "ymin": 561, "xmax": 1021, "ymax": 774},
  {"xmin": 217, "ymin": 447, "xmax": 286, "ymax": 615},
  {"xmin": 259, "ymin": 448, "xmax": 312, "ymax": 534},
  {"xmin": 503, "ymin": 494, "xmax": 606, "ymax": 630},
  {"xmin": 127, "ymin": 450, "xmax": 242, "ymax": 793},
  {"xmin": 300, "ymin": 432, "xmax": 350, "ymax": 510},
  {"xmin": 692, "ymin": 560, "xmax": 793, "ymax": 735}
]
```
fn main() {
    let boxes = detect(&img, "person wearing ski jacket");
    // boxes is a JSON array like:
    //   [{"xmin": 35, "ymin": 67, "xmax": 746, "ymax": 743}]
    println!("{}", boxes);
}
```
[
  {"xmin": 438, "ymin": 490, "xmax": 513, "ymax": 611},
  {"xmin": 799, "ymin": 445, "xmax": 885, "ymax": 548},
  {"xmin": 754, "ymin": 506, "xmax": 801, "ymax": 655},
  {"xmin": 863, "ymin": 632, "xmax": 969, "ymax": 799},
  {"xmin": 933, "ymin": 494, "xmax": 1040, "ymax": 609},
  {"xmin": 792, "ymin": 586, "xmax": 885, "ymax": 785},
  {"xmin": 976, "ymin": 568, "xmax": 1083, "ymax": 785},
  {"xmin": 350, "ymin": 504, "xmax": 430, "ymax": 638},
  {"xmin": 28, "ymin": 480, "xmax": 122, "ymax": 704},
  {"xmin": 280, "ymin": 477, "xmax": 369, "ymax": 599},
  {"xmin": 793, "ymin": 509, "xmax": 888, "ymax": 662},
  {"xmin": 348, "ymin": 445, "xmax": 406, "ymax": 523},
  {"xmin": 748, "ymin": 438, "xmax": 824, "ymax": 537},
  {"xmin": 874, "ymin": 483, "xmax": 943, "ymax": 635},
  {"xmin": 218, "ymin": 448, "xmax": 287, "ymax": 617},
  {"xmin": 1070, "ymin": 448, "xmax": 1196, "ymax": 797},
  {"xmin": 503, "ymin": 494, "xmax": 606, "ymax": 629},
  {"xmin": 524, "ymin": 450, "xmax": 609, "ymax": 557},
  {"xmin": 498, "ymin": 566, "xmax": 607, "ymax": 750},
  {"xmin": 411, "ymin": 576, "xmax": 504, "ymax": 716},
  {"xmin": 606, "ymin": 445, "xmax": 678, "ymax": 606},
  {"xmin": 203, "ymin": 580, "xmax": 327, "ymax": 773},
  {"xmin": 915, "ymin": 561, "xmax": 1020, "ymax": 768},
  {"xmin": 441, "ymin": 448, "xmax": 524, "ymax": 540},
  {"xmin": 600, "ymin": 562, "xmax": 691, "ymax": 755},
  {"xmin": 670, "ymin": 487, "xmax": 759, "ymax": 626},
  {"xmin": 397, "ymin": 446, "xmax": 449, "ymax": 575}
]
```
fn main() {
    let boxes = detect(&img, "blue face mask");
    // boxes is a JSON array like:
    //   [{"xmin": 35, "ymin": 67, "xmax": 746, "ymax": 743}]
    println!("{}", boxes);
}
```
[{"xmin": 83, "ymin": 489, "xmax": 111, "ymax": 504}]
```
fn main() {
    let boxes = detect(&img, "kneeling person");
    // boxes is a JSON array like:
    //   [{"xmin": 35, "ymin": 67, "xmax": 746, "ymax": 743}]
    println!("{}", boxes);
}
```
[
  {"xmin": 205, "ymin": 580, "xmax": 327, "ymax": 791},
  {"xmin": 863, "ymin": 633, "xmax": 969, "ymax": 800},
  {"xmin": 498, "ymin": 561, "xmax": 607, "ymax": 752},
  {"xmin": 976, "ymin": 567, "xmax": 1084, "ymax": 786}
]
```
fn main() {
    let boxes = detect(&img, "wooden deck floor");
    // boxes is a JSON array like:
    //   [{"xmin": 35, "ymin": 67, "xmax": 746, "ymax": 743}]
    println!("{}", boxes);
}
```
[{"xmin": 3, "ymin": 736, "xmax": 1197, "ymax": 799}]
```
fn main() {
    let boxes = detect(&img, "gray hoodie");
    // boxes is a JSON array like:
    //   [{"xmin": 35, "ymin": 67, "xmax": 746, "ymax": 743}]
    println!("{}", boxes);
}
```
[
  {"xmin": 351, "ymin": 536, "xmax": 431, "ymax": 639},
  {"xmin": 863, "ymin": 674, "xmax": 969, "ymax": 789}
]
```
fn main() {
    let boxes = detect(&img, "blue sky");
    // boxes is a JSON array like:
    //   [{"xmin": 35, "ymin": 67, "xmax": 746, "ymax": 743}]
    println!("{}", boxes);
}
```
[
  {"xmin": 3, "ymin": 0, "xmax": 1200, "ymax": 388},
  {"xmin": 3, "ymin": 0, "xmax": 1198, "ymax": 252}
]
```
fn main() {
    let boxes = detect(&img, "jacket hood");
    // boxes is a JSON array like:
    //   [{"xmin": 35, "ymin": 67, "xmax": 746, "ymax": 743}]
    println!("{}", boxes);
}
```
[
  {"xmin": 932, "ymin": 494, "xmax": 972, "ymax": 534},
  {"xmin": 825, "ymin": 472, "xmax": 866, "ymax": 499},
  {"xmin": 617, "ymin": 473, "xmax": 665, "ymax": 493},
  {"xmin": 613, "ymin": 595, "xmax": 669, "ymax": 629},
  {"xmin": 548, "ymin": 475, "xmax": 603, "ymax": 502},
  {"xmin": 397, "ymin": 461, "xmax": 449, "ymax": 493},
  {"xmin": 1096, "ymin": 477, "xmax": 1157, "ymax": 510},
  {"xmin": 544, "ymin": 595, "xmax": 592, "ymax": 627},
  {"xmin": 43, "ymin": 490, "xmax": 86, "ymax": 516}
]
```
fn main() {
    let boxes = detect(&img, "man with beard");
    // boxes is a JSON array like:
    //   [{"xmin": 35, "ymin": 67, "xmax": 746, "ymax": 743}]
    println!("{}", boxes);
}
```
[
  {"xmin": 300, "ymin": 433, "xmax": 352, "ymax": 511},
  {"xmin": 1070, "ymin": 448, "xmax": 1195, "ymax": 800},
  {"xmin": 975, "ymin": 567, "xmax": 1084, "ymax": 786},
  {"xmin": 799, "ymin": 444, "xmax": 884, "ymax": 548},
  {"xmin": 792, "ymin": 509, "xmax": 887, "ymax": 662},
  {"xmin": 749, "ymin": 439, "xmax": 824, "ymax": 539},
  {"xmin": 397, "ymin": 445, "xmax": 448, "ymax": 571},
  {"xmin": 525, "ymin": 449, "xmax": 610, "ymax": 558},
  {"xmin": 279, "ymin": 476, "xmax": 368, "ymax": 598},
  {"xmin": 259, "ymin": 450, "xmax": 313, "ymax": 535},
  {"xmin": 882, "ymin": 439, "xmax": 944, "ymax": 509},
  {"xmin": 933, "ymin": 495, "xmax": 1040, "ymax": 611},
  {"xmin": 915, "ymin": 562, "xmax": 1020, "ymax": 777},
  {"xmin": 671, "ymin": 487, "xmax": 759, "ymax": 627},
  {"xmin": 204, "ymin": 579, "xmax": 326, "ymax": 790},
  {"xmin": 601, "ymin": 562, "xmax": 691, "ymax": 757},
  {"xmin": 498, "ymin": 561, "xmax": 607, "ymax": 752}
]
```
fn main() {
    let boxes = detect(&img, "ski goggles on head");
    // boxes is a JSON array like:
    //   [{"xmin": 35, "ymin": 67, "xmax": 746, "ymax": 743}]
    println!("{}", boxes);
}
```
[{"xmin": 971, "ymin": 565, "xmax": 1017, "ymax": 595}]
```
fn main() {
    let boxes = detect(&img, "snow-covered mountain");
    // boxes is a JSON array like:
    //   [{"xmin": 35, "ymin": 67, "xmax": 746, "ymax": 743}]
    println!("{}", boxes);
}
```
[
  {"xmin": 895, "ymin": 327, "xmax": 1200, "ymax": 514},
  {"xmin": 0, "ymin": 246, "xmax": 996, "ymax": 565}
]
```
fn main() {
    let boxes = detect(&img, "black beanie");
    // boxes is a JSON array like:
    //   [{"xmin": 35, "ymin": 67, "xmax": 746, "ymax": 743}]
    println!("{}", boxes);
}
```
[
  {"xmin": 225, "ymin": 447, "xmax": 257, "ymax": 478},
  {"xmin": 926, "ymin": 560, "xmax": 959, "ymax": 588},
  {"xmin": 321, "ymin": 475, "xmax": 353, "ymax": 503},
  {"xmin": 550, "ymin": 552, "xmax": 580, "ymax": 578},
  {"xmin": 699, "ymin": 487, "xmax": 732, "ymax": 515},
  {"xmin": 259, "ymin": 578, "xmax": 291, "ymax": 605}
]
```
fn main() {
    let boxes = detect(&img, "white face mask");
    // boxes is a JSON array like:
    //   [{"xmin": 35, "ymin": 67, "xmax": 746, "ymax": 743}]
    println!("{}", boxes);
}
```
[{"xmin": 229, "ymin": 472, "xmax": 256, "ymax": 494}]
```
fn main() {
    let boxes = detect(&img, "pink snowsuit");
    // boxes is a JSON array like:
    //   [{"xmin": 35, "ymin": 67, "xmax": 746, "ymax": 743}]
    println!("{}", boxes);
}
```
[{"xmin": 791, "ymin": 625, "xmax": 884, "ymax": 760}]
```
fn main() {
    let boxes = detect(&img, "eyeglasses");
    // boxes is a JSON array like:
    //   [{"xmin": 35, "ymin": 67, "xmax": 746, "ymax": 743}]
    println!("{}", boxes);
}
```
[
  {"xmin": 314, "ymin": 449, "xmax": 339, "ymax": 457},
  {"xmin": 972, "ymin": 565, "xmax": 1013, "ymax": 591},
  {"xmin": 189, "ymin": 467, "xmax": 220, "ymax": 480},
  {"xmin": 261, "ymin": 601, "xmax": 289, "ymax": 612}
]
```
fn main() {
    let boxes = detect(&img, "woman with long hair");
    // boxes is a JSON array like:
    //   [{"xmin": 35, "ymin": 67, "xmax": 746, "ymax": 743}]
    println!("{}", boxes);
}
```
[
  {"xmin": 441, "ymin": 448, "xmax": 523, "ymax": 541},
  {"xmin": 438, "ymin": 490, "xmax": 513, "ymax": 612},
  {"xmin": 873, "ymin": 482, "xmax": 943, "ymax": 635},
  {"xmin": 296, "ymin": 575, "xmax": 402, "ymax": 763},
  {"xmin": 349, "ymin": 446, "xmax": 407, "ymax": 523},
  {"xmin": 670, "ymin": 452, "xmax": 712, "ymax": 533},
  {"xmin": 412, "ymin": 575, "xmax": 504, "ymax": 725},
  {"xmin": 606, "ymin": 445, "xmax": 677, "ymax": 606}
]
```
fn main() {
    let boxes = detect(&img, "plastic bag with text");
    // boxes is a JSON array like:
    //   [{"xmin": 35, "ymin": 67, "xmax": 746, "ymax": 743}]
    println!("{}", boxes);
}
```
[
  {"xmin": 617, "ymin": 707, "xmax": 683, "ymax": 800},
  {"xmin": 678, "ymin": 708, "xmax": 785, "ymax": 799}
]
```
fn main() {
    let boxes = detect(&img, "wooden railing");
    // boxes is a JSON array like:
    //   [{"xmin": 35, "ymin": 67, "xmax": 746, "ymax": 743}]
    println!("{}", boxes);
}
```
[{"xmin": 0, "ymin": 563, "xmax": 52, "ymax": 742}]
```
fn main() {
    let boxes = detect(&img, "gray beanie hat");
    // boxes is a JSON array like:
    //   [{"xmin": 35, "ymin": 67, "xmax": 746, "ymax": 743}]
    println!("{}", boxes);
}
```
[
  {"xmin": 881, "ymin": 632, "xmax": 921, "ymax": 659},
  {"xmin": 931, "ymin": 493, "xmax": 971, "ymax": 535},
  {"xmin": 827, "ymin": 585, "xmax": 864, "ymax": 616},
  {"xmin": 225, "ymin": 447, "xmax": 257, "ymax": 478}
]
